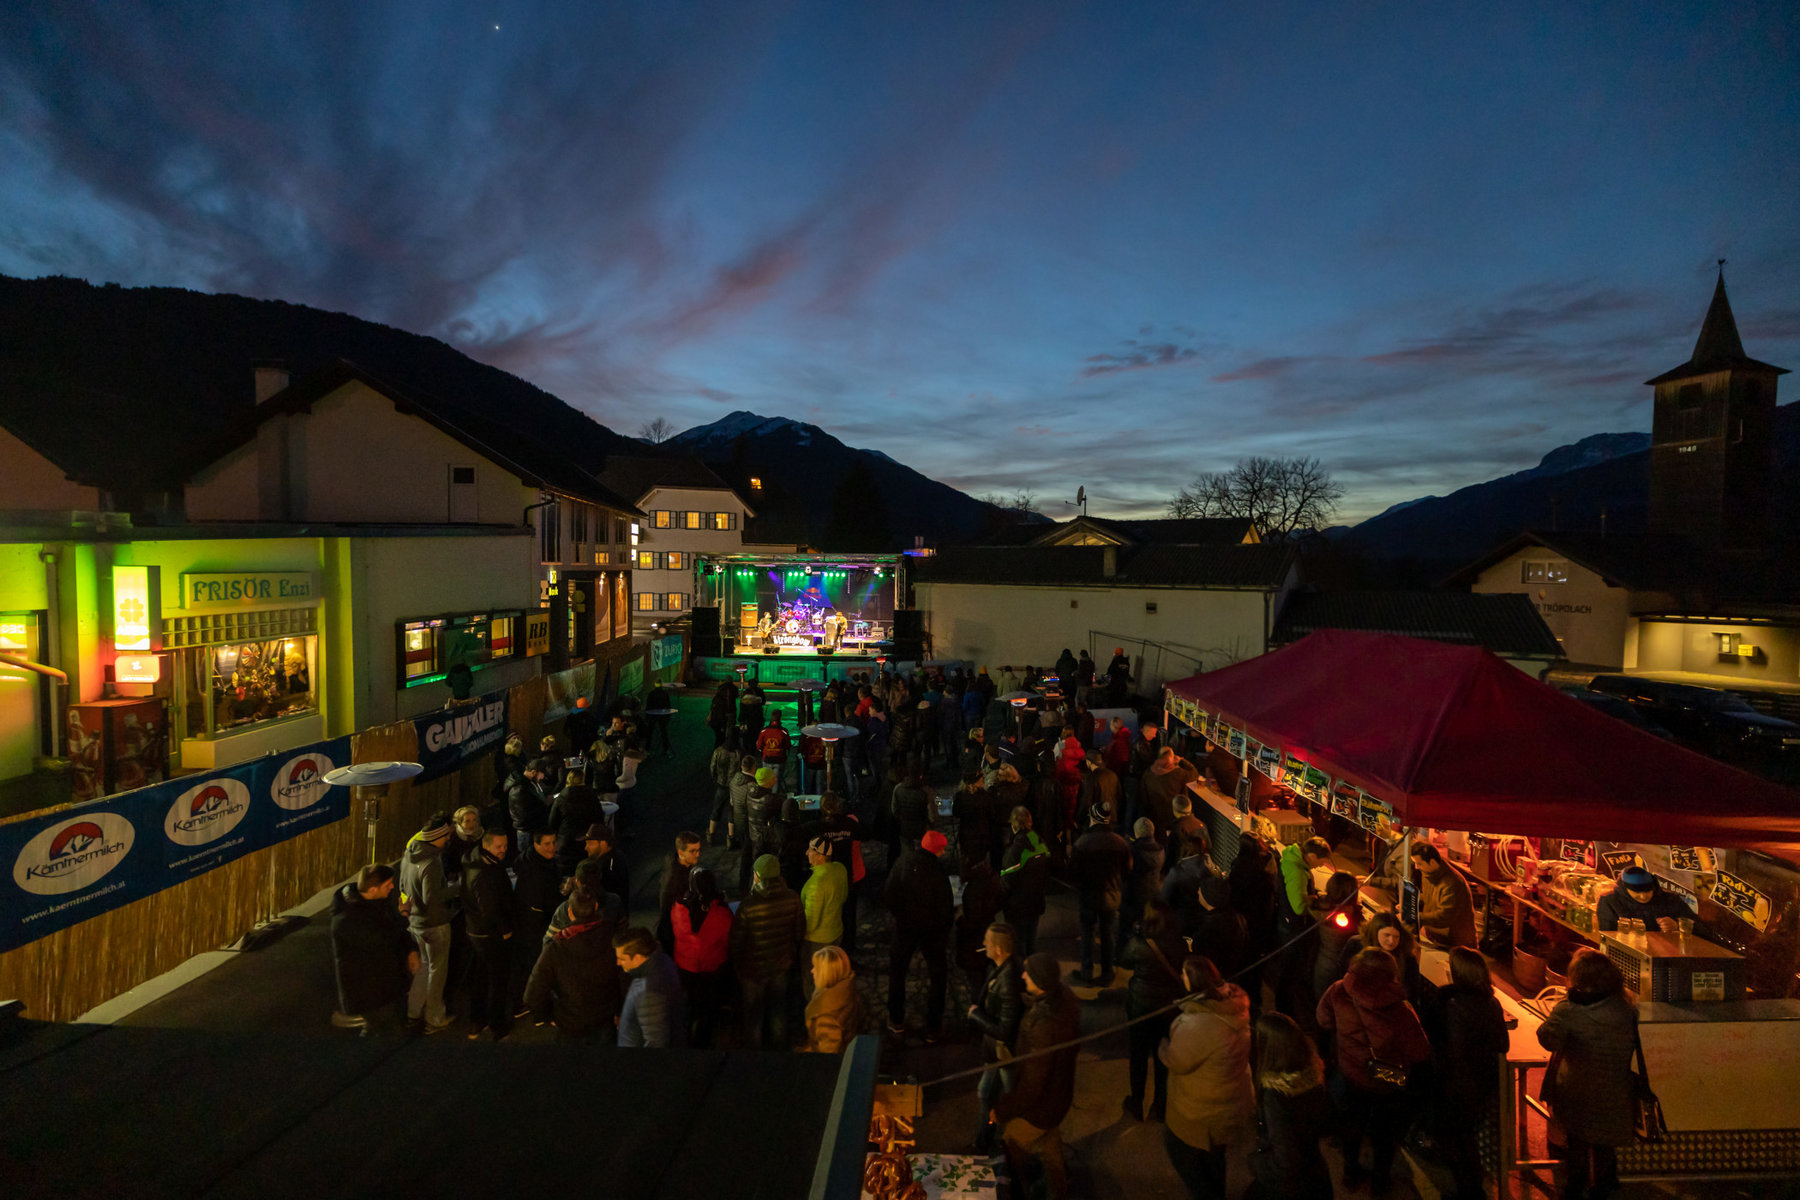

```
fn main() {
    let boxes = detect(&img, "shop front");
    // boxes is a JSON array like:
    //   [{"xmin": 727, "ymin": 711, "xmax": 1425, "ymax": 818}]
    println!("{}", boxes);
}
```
[{"xmin": 1164, "ymin": 630, "xmax": 1800, "ymax": 1185}]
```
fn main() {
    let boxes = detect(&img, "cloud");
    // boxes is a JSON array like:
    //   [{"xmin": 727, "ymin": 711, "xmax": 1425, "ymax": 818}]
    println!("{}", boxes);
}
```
[
  {"xmin": 1080, "ymin": 339, "xmax": 1200, "ymax": 378},
  {"xmin": 1210, "ymin": 355, "xmax": 1310, "ymax": 382}
]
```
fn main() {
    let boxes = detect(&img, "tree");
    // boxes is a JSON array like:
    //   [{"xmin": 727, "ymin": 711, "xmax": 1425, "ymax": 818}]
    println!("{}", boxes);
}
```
[
  {"xmin": 978, "ymin": 489, "xmax": 1039, "ymax": 518},
  {"xmin": 1167, "ymin": 456, "xmax": 1344, "ymax": 538},
  {"xmin": 637, "ymin": 416, "xmax": 675, "ymax": 443}
]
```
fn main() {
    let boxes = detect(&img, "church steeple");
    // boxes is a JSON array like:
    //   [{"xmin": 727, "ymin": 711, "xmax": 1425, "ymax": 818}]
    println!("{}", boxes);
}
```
[{"xmin": 1691, "ymin": 266, "xmax": 1747, "ymax": 364}]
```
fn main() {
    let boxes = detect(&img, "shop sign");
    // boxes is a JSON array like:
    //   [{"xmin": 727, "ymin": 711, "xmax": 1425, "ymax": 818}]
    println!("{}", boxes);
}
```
[
  {"xmin": 1599, "ymin": 849, "xmax": 1645, "ymax": 878},
  {"xmin": 114, "ymin": 653, "xmax": 162, "ymax": 684},
  {"xmin": 0, "ymin": 619, "xmax": 28, "ymax": 652},
  {"xmin": 181, "ymin": 571, "xmax": 318, "ymax": 611},
  {"xmin": 524, "ymin": 612, "xmax": 551, "ymax": 657},
  {"xmin": 414, "ymin": 693, "xmax": 510, "ymax": 783},
  {"xmin": 1666, "ymin": 846, "xmax": 1717, "ymax": 873},
  {"xmin": 1710, "ymin": 870, "xmax": 1772, "ymax": 933},
  {"xmin": 112, "ymin": 565, "xmax": 159, "ymax": 651}
]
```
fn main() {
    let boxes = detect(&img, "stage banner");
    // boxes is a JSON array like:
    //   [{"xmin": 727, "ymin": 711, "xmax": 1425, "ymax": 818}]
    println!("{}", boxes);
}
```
[
  {"xmin": 650, "ymin": 634, "xmax": 683, "ymax": 672},
  {"xmin": 259, "ymin": 736, "xmax": 353, "ymax": 843},
  {"xmin": 415, "ymin": 691, "xmax": 510, "ymax": 783},
  {"xmin": 1, "ymin": 785, "xmax": 164, "ymax": 953}
]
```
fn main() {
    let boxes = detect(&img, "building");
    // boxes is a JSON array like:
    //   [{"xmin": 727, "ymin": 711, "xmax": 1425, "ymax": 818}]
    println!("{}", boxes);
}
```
[
  {"xmin": 1446, "ymin": 273, "xmax": 1796, "ymax": 696},
  {"xmin": 1270, "ymin": 590, "xmax": 1564, "ymax": 676},
  {"xmin": 910, "ymin": 540, "xmax": 1298, "ymax": 690},
  {"xmin": 982, "ymin": 514, "xmax": 1261, "ymax": 548},
  {"xmin": 595, "ymin": 455, "xmax": 795, "ymax": 636},
  {"xmin": 0, "ymin": 359, "xmax": 639, "ymax": 811}
]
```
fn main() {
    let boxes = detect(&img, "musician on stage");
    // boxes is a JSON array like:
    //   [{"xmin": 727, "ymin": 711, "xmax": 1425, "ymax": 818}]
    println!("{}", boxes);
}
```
[{"xmin": 824, "ymin": 608, "xmax": 848, "ymax": 651}]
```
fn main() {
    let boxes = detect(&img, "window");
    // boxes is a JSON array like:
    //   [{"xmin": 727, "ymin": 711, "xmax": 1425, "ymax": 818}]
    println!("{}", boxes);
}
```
[
  {"xmin": 683, "ymin": 510, "xmax": 703, "ymax": 530},
  {"xmin": 652, "ymin": 510, "xmax": 672, "ymax": 529},
  {"xmin": 710, "ymin": 511, "xmax": 736, "ymax": 531},
  {"xmin": 1521, "ymin": 560, "xmax": 1570, "ymax": 585},
  {"xmin": 636, "ymin": 592, "xmax": 657, "ymax": 611},
  {"xmin": 395, "ymin": 612, "xmax": 523, "ymax": 688},
  {"xmin": 539, "ymin": 502, "xmax": 560, "ymax": 563},
  {"xmin": 186, "ymin": 636, "xmax": 318, "ymax": 734},
  {"xmin": 750, "ymin": 477, "xmax": 762, "ymax": 491},
  {"xmin": 570, "ymin": 502, "xmax": 590, "ymax": 546},
  {"xmin": 665, "ymin": 593, "xmax": 687, "ymax": 611},
  {"xmin": 636, "ymin": 550, "xmax": 660, "ymax": 570},
  {"xmin": 666, "ymin": 551, "xmax": 684, "ymax": 571}
]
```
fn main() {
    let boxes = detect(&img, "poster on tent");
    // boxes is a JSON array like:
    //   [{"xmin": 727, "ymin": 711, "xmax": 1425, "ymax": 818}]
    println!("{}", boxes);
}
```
[
  {"xmin": 1667, "ymin": 846, "xmax": 1718, "ymax": 873},
  {"xmin": 1711, "ymin": 870, "xmax": 1772, "ymax": 933},
  {"xmin": 1254, "ymin": 740, "xmax": 1283, "ymax": 782},
  {"xmin": 1330, "ymin": 780, "xmax": 1360, "ymax": 822},
  {"xmin": 1656, "ymin": 875, "xmax": 1701, "ymax": 914},
  {"xmin": 1599, "ymin": 850, "xmax": 1645, "ymax": 878},
  {"xmin": 1283, "ymin": 748, "xmax": 1309, "ymax": 779},
  {"xmin": 1225, "ymin": 728, "xmax": 1247, "ymax": 759},
  {"xmin": 1296, "ymin": 765, "xmax": 1330, "ymax": 805},
  {"xmin": 1358, "ymin": 790, "xmax": 1398, "ymax": 841},
  {"xmin": 1560, "ymin": 839, "xmax": 1591, "ymax": 864}
]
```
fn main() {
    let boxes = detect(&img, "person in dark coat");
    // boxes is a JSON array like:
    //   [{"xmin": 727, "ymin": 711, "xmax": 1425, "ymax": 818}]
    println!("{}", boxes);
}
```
[
  {"xmin": 578, "ymin": 823, "xmax": 630, "ymax": 910},
  {"xmin": 614, "ymin": 926, "xmax": 686, "ymax": 1048},
  {"xmin": 955, "ymin": 860, "xmax": 1005, "ymax": 994},
  {"xmin": 1358, "ymin": 912, "xmax": 1433, "ymax": 1012},
  {"xmin": 731, "ymin": 854, "xmax": 806, "ymax": 1049},
  {"xmin": 507, "ymin": 761, "xmax": 551, "ymax": 838},
  {"xmin": 1000, "ymin": 807, "xmax": 1052, "ymax": 955},
  {"xmin": 966, "ymin": 922, "xmax": 1025, "ymax": 1150},
  {"xmin": 1243, "ymin": 1013, "xmax": 1335, "ymax": 1200},
  {"xmin": 509, "ymin": 828, "xmax": 562, "ymax": 1013},
  {"xmin": 952, "ymin": 772, "xmax": 996, "ymax": 872},
  {"xmin": 1422, "ymin": 947, "xmax": 1510, "ymax": 1200},
  {"xmin": 1126, "ymin": 818, "xmax": 1166, "ymax": 934},
  {"xmin": 655, "ymin": 830, "xmax": 702, "ymax": 955},
  {"xmin": 1070, "ymin": 803, "xmax": 1132, "ymax": 984},
  {"xmin": 890, "ymin": 764, "xmax": 937, "ymax": 848},
  {"xmin": 1597, "ymin": 866, "xmax": 1712, "ymax": 938},
  {"xmin": 1537, "ymin": 949, "xmax": 1639, "ymax": 1200},
  {"xmin": 1160, "ymin": 835, "xmax": 1216, "ymax": 936},
  {"xmin": 1310, "ymin": 871, "xmax": 1362, "ymax": 1007},
  {"xmin": 565, "ymin": 696, "xmax": 600, "ymax": 766},
  {"xmin": 461, "ymin": 829, "xmax": 517, "ymax": 1039},
  {"xmin": 1105, "ymin": 646, "xmax": 1132, "ymax": 705},
  {"xmin": 329, "ymin": 864, "xmax": 418, "ymax": 1031},
  {"xmin": 708, "ymin": 681, "xmax": 738, "ymax": 748},
  {"xmin": 1316, "ymin": 948, "xmax": 1432, "ymax": 1192},
  {"xmin": 1409, "ymin": 842, "xmax": 1478, "ymax": 949},
  {"xmin": 996, "ymin": 953, "xmax": 1083, "ymax": 1200},
  {"xmin": 547, "ymin": 773, "xmax": 601, "ymax": 876},
  {"xmin": 645, "ymin": 683, "xmax": 673, "ymax": 756},
  {"xmin": 1227, "ymin": 835, "xmax": 1278, "ymax": 1018},
  {"xmin": 1190, "ymin": 874, "xmax": 1249, "ymax": 983},
  {"xmin": 524, "ymin": 887, "xmax": 624, "ymax": 1039},
  {"xmin": 883, "ymin": 831, "xmax": 956, "ymax": 1038},
  {"xmin": 1118, "ymin": 900, "xmax": 1188, "ymax": 1122}
]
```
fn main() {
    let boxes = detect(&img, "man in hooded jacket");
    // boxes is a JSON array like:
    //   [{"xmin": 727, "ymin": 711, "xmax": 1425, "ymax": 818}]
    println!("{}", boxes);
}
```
[
  {"xmin": 329, "ymin": 864, "xmax": 418, "ymax": 1031},
  {"xmin": 996, "ymin": 952, "xmax": 1082, "ymax": 1200}
]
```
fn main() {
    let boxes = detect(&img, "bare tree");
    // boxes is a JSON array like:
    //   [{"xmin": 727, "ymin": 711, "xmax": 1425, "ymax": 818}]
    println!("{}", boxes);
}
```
[
  {"xmin": 1167, "ymin": 456, "xmax": 1344, "ymax": 537},
  {"xmin": 638, "ymin": 416, "xmax": 675, "ymax": 443},
  {"xmin": 979, "ymin": 489, "xmax": 1040, "ymax": 518}
]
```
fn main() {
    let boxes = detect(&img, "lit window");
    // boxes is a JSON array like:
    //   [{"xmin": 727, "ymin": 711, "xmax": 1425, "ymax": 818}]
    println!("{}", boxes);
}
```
[
  {"xmin": 653, "ymin": 511, "xmax": 671, "ymax": 529},
  {"xmin": 666, "ymin": 551, "xmax": 684, "ymax": 570},
  {"xmin": 193, "ymin": 636, "xmax": 319, "ymax": 730},
  {"xmin": 750, "ymin": 477, "xmax": 762, "ymax": 490},
  {"xmin": 636, "ymin": 592, "xmax": 656, "ymax": 611},
  {"xmin": 665, "ymin": 593, "xmax": 686, "ymax": 611},
  {"xmin": 711, "ymin": 511, "xmax": 735, "ymax": 531},
  {"xmin": 684, "ymin": 511, "xmax": 703, "ymax": 530},
  {"xmin": 1521, "ymin": 560, "xmax": 1570, "ymax": 585},
  {"xmin": 637, "ymin": 550, "xmax": 658, "ymax": 570}
]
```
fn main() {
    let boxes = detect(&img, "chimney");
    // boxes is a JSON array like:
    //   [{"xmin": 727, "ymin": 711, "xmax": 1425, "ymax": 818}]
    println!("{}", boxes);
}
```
[
  {"xmin": 253, "ymin": 362, "xmax": 290, "ymax": 405},
  {"xmin": 1102, "ymin": 546, "xmax": 1117, "ymax": 578}
]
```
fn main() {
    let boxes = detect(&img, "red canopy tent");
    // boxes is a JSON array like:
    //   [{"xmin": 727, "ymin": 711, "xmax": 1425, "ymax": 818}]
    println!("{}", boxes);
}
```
[{"xmin": 1164, "ymin": 630, "xmax": 1800, "ymax": 861}]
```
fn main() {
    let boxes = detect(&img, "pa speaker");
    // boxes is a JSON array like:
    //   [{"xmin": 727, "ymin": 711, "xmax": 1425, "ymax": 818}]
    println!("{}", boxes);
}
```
[
  {"xmin": 691, "ymin": 606, "xmax": 721, "ymax": 638},
  {"xmin": 893, "ymin": 609, "xmax": 925, "ymax": 640},
  {"xmin": 693, "ymin": 636, "xmax": 725, "ymax": 657},
  {"xmin": 892, "ymin": 639, "xmax": 924, "ymax": 661}
]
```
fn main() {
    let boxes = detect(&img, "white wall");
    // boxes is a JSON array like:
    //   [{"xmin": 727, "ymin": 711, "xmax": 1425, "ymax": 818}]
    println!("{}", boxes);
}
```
[
  {"xmin": 1470, "ymin": 548, "xmax": 1636, "ymax": 668},
  {"xmin": 0, "ymin": 427, "xmax": 101, "ymax": 512},
  {"xmin": 914, "ymin": 581, "xmax": 1276, "ymax": 688},
  {"xmin": 633, "ymin": 485, "xmax": 758, "ymax": 625}
]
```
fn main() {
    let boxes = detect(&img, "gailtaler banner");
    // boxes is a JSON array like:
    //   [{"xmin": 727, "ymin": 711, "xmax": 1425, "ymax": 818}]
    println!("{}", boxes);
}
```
[
  {"xmin": 0, "ymin": 735, "xmax": 352, "ymax": 954},
  {"xmin": 413, "ymin": 692, "xmax": 510, "ymax": 782}
]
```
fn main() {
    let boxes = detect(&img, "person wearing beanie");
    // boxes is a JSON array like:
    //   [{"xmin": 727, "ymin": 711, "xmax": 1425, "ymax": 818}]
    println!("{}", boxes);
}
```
[
  {"xmin": 1409, "ymin": 842, "xmax": 1477, "ymax": 949},
  {"xmin": 1070, "ymin": 802, "xmax": 1132, "ymax": 985},
  {"xmin": 399, "ymin": 813, "xmax": 456, "ymax": 1033},
  {"xmin": 1596, "ymin": 865, "xmax": 1711, "ymax": 938},
  {"xmin": 995, "ymin": 950, "xmax": 1082, "ymax": 1199},
  {"xmin": 800, "ymin": 836, "xmax": 849, "ymax": 990},
  {"xmin": 731, "ymin": 854, "xmax": 806, "ymax": 1048},
  {"xmin": 883, "ymin": 828, "xmax": 956, "ymax": 1039}
]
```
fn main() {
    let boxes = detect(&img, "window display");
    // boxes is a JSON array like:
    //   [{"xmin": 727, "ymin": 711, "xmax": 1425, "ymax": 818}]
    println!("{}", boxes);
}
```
[{"xmin": 188, "ymin": 636, "xmax": 317, "ymax": 735}]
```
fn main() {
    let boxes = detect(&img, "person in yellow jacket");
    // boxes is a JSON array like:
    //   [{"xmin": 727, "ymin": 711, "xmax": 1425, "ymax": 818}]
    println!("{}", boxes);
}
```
[{"xmin": 800, "ymin": 836, "xmax": 849, "ymax": 993}]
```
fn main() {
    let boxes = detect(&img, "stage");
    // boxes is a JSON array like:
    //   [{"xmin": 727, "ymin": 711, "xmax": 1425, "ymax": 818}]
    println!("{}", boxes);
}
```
[{"xmin": 691, "ymin": 650, "xmax": 899, "ymax": 685}]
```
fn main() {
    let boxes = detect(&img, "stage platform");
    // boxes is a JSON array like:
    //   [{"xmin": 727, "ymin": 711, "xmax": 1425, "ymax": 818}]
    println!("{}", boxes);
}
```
[{"xmin": 692, "ymin": 653, "xmax": 969, "ymax": 685}]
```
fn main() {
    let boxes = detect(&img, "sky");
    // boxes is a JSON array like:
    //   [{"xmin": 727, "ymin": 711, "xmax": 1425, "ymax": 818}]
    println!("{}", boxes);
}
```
[{"xmin": 2, "ymin": 2, "xmax": 1797, "ymax": 522}]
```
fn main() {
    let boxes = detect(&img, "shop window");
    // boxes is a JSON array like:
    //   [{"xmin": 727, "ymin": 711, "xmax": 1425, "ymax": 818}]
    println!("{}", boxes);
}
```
[
  {"xmin": 1521, "ymin": 560, "xmax": 1569, "ymax": 585},
  {"xmin": 395, "ymin": 612, "xmax": 523, "ymax": 688},
  {"xmin": 711, "ymin": 512, "xmax": 736, "ymax": 531},
  {"xmin": 187, "ymin": 636, "xmax": 318, "ymax": 735}
]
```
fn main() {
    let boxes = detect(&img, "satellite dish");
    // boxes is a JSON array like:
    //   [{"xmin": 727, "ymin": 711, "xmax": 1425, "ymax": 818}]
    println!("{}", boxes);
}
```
[{"xmin": 1076, "ymin": 486, "xmax": 1086, "ymax": 505}]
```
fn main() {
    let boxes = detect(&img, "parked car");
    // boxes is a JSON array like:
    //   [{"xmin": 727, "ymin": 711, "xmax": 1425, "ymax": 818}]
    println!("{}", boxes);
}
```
[
  {"xmin": 1561, "ymin": 687, "xmax": 1674, "ymax": 739},
  {"xmin": 1586, "ymin": 675, "xmax": 1800, "ymax": 766}
]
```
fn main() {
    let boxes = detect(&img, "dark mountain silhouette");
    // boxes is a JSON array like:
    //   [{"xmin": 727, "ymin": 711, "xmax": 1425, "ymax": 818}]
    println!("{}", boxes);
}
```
[
  {"xmin": 663, "ymin": 410, "xmax": 1005, "ymax": 550},
  {"xmin": 0, "ymin": 274, "xmax": 641, "ymax": 494},
  {"xmin": 1341, "ymin": 403, "xmax": 1799, "ymax": 578}
]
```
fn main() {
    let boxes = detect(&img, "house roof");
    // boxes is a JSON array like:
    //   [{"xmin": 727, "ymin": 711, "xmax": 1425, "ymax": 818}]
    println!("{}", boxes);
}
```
[
  {"xmin": 1272, "ymin": 590, "xmax": 1563, "ymax": 658},
  {"xmin": 973, "ymin": 514, "xmax": 1259, "ymax": 548},
  {"xmin": 596, "ymin": 455, "xmax": 749, "ymax": 512},
  {"xmin": 1644, "ymin": 271, "xmax": 1789, "ymax": 385},
  {"xmin": 911, "ymin": 543, "xmax": 1295, "ymax": 589}
]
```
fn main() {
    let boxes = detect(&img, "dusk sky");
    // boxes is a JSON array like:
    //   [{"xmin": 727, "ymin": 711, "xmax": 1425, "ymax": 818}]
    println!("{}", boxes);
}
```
[{"xmin": 3, "ymin": 2, "xmax": 1796, "ymax": 521}]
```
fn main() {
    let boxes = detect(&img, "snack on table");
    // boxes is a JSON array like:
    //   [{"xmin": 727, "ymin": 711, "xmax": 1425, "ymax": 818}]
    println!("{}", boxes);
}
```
[{"xmin": 862, "ymin": 1152, "xmax": 912, "ymax": 1198}]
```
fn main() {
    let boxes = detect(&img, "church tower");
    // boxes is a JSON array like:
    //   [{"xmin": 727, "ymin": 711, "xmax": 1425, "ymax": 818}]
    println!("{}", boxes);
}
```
[{"xmin": 1645, "ymin": 268, "xmax": 1787, "ymax": 548}]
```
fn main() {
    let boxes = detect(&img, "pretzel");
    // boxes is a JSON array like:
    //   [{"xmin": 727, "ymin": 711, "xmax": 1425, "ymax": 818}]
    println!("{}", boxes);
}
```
[
  {"xmin": 862, "ymin": 1152, "xmax": 911, "ymax": 1196},
  {"xmin": 896, "ymin": 1183, "xmax": 927, "ymax": 1200}
]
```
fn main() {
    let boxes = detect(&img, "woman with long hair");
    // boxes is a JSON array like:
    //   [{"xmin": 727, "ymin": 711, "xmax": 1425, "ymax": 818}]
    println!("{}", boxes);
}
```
[
  {"xmin": 803, "ymin": 944, "xmax": 866, "ymax": 1053},
  {"xmin": 1316, "ymin": 947, "xmax": 1431, "ymax": 1192},
  {"xmin": 670, "ymin": 867, "xmax": 733, "ymax": 1047},
  {"xmin": 1537, "ymin": 949, "xmax": 1637, "ymax": 1200},
  {"xmin": 1244, "ymin": 1013, "xmax": 1334, "ymax": 1200},
  {"xmin": 1356, "ymin": 911, "xmax": 1431, "ymax": 1010},
  {"xmin": 1425, "ymin": 947, "xmax": 1509, "ymax": 1200}
]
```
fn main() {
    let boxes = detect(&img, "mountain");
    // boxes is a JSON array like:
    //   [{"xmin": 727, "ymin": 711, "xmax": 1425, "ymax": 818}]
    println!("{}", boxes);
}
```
[
  {"xmin": 0, "ymin": 274, "xmax": 641, "ymax": 494},
  {"xmin": 1342, "ymin": 405, "xmax": 1800, "ymax": 575},
  {"xmin": 663, "ymin": 410, "xmax": 1006, "ymax": 550}
]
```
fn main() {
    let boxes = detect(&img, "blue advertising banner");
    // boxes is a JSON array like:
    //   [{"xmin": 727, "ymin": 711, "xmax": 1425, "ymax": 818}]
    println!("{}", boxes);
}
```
[
  {"xmin": 0, "ymin": 733, "xmax": 357, "ymax": 953},
  {"xmin": 650, "ymin": 634, "xmax": 683, "ymax": 672},
  {"xmin": 413, "ymin": 692, "xmax": 509, "ymax": 783}
]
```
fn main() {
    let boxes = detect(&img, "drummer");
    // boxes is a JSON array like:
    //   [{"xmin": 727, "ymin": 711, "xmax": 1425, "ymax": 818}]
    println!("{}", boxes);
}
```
[{"xmin": 1597, "ymin": 867, "xmax": 1712, "ymax": 939}]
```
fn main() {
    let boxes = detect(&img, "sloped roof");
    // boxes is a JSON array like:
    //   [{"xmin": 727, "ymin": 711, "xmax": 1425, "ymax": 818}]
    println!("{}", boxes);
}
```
[
  {"xmin": 597, "ymin": 455, "xmax": 747, "ymax": 510},
  {"xmin": 911, "ymin": 543, "xmax": 1294, "ymax": 589},
  {"xmin": 976, "ymin": 514, "xmax": 1258, "ymax": 547},
  {"xmin": 1645, "ymin": 272, "xmax": 1788, "ymax": 385},
  {"xmin": 1273, "ymin": 590, "xmax": 1562, "ymax": 657}
]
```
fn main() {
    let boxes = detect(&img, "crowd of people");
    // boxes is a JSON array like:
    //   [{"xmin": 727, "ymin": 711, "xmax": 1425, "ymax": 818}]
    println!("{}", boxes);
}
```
[{"xmin": 328, "ymin": 662, "xmax": 1639, "ymax": 1200}]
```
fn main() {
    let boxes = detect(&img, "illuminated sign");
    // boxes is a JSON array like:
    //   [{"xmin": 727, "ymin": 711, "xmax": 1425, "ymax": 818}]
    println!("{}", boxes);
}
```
[
  {"xmin": 0, "ymin": 620, "xmax": 28, "ymax": 653},
  {"xmin": 115, "ymin": 654, "xmax": 162, "ymax": 684},
  {"xmin": 112, "ymin": 565, "xmax": 159, "ymax": 651},
  {"xmin": 181, "ymin": 571, "xmax": 318, "ymax": 611},
  {"xmin": 525, "ymin": 612, "xmax": 552, "ymax": 657}
]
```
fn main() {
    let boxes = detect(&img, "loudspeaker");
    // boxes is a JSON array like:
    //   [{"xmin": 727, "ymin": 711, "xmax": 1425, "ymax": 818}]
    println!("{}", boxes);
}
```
[
  {"xmin": 893, "ymin": 609, "xmax": 924, "ymax": 640},
  {"xmin": 891, "ymin": 639, "xmax": 924, "ymax": 662},
  {"xmin": 693, "ymin": 637, "xmax": 725, "ymax": 657},
  {"xmin": 691, "ymin": 606, "xmax": 721, "ymax": 638}
]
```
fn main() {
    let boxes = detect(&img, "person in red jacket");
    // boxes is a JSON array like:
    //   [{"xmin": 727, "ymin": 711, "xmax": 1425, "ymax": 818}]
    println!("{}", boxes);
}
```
[
  {"xmin": 757, "ymin": 711, "xmax": 792, "ymax": 771},
  {"xmin": 670, "ymin": 867, "xmax": 734, "ymax": 1047},
  {"xmin": 1054, "ymin": 727, "xmax": 1085, "ymax": 838},
  {"xmin": 1316, "ymin": 947, "xmax": 1432, "ymax": 1192}
]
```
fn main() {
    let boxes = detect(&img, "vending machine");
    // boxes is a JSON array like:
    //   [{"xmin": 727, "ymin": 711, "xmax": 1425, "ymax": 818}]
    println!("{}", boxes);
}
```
[{"xmin": 66, "ymin": 697, "xmax": 169, "ymax": 801}]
